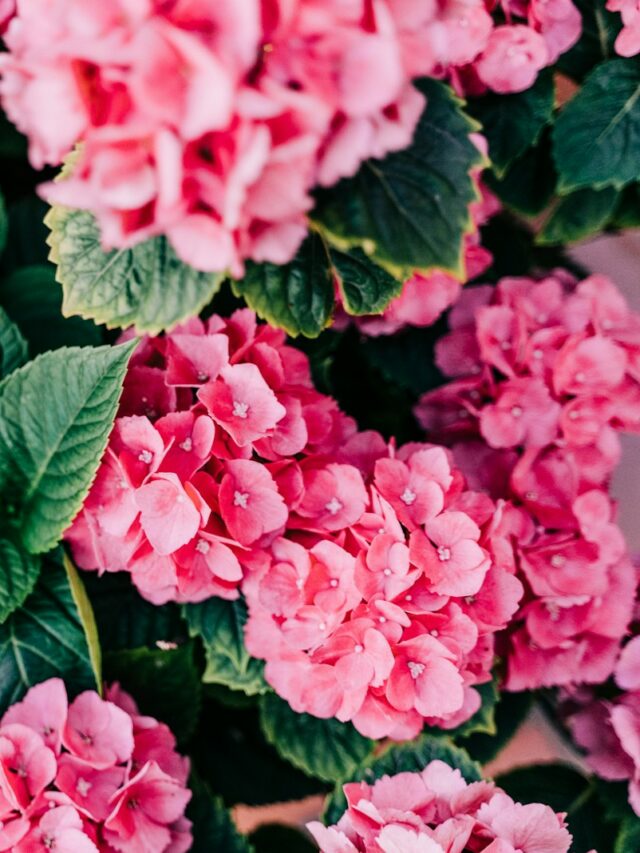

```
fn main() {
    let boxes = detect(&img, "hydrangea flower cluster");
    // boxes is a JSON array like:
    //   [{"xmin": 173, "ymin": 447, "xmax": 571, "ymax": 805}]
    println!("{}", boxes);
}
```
[
  {"xmin": 346, "ymin": 157, "xmax": 500, "ymax": 337},
  {"xmin": 67, "ymin": 309, "xmax": 524, "ymax": 738},
  {"xmin": 0, "ymin": 0, "xmax": 579, "ymax": 274},
  {"xmin": 0, "ymin": 678, "xmax": 192, "ymax": 852},
  {"xmin": 307, "ymin": 759, "xmax": 572, "ymax": 852},
  {"xmin": 415, "ymin": 273, "xmax": 640, "ymax": 692},
  {"xmin": 563, "ymin": 634, "xmax": 640, "ymax": 817}
]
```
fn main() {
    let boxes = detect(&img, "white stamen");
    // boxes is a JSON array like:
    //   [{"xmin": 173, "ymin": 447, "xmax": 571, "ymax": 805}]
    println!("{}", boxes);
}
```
[
  {"xmin": 500, "ymin": 341, "xmax": 511, "ymax": 351},
  {"xmin": 76, "ymin": 778, "xmax": 92, "ymax": 797},
  {"xmin": 383, "ymin": 568, "xmax": 392, "ymax": 577},
  {"xmin": 319, "ymin": 622, "xmax": 327, "ymax": 632},
  {"xmin": 354, "ymin": 644, "xmax": 364, "ymax": 653},
  {"xmin": 431, "ymin": 629, "xmax": 439, "ymax": 637},
  {"xmin": 330, "ymin": 579, "xmax": 338, "ymax": 588},
  {"xmin": 233, "ymin": 400, "xmax": 249, "ymax": 419},
  {"xmin": 408, "ymin": 661, "xmax": 426, "ymax": 680},
  {"xmin": 197, "ymin": 372, "xmax": 209, "ymax": 382},
  {"xmin": 400, "ymin": 487, "xmax": 417, "ymax": 506},
  {"xmin": 532, "ymin": 349, "xmax": 544, "ymax": 359},
  {"xmin": 138, "ymin": 450, "xmax": 153, "ymax": 464},
  {"xmin": 179, "ymin": 437, "xmax": 193, "ymax": 452},
  {"xmin": 196, "ymin": 539, "xmax": 210, "ymax": 555},
  {"xmin": 325, "ymin": 497, "xmax": 343, "ymax": 516},
  {"xmin": 568, "ymin": 410, "xmax": 579, "ymax": 420},
  {"xmin": 575, "ymin": 372, "xmax": 586, "ymax": 383},
  {"xmin": 511, "ymin": 405, "xmax": 523, "ymax": 418},
  {"xmin": 296, "ymin": 578, "xmax": 304, "ymax": 590},
  {"xmin": 551, "ymin": 554, "xmax": 566, "ymax": 568},
  {"xmin": 437, "ymin": 546, "xmax": 451, "ymax": 562},
  {"xmin": 234, "ymin": 490, "xmax": 249, "ymax": 508}
]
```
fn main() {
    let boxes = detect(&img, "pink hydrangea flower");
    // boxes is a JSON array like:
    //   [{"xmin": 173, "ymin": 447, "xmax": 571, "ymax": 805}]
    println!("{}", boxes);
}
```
[
  {"xmin": 0, "ymin": 679, "xmax": 191, "ymax": 853},
  {"xmin": 0, "ymin": 0, "xmax": 578, "ymax": 271},
  {"xmin": 308, "ymin": 759, "xmax": 572, "ymax": 852},
  {"xmin": 416, "ymin": 272, "xmax": 640, "ymax": 693}
]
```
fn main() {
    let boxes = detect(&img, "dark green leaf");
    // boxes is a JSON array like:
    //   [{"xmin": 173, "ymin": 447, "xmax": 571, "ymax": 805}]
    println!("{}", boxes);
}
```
[
  {"xmin": 46, "ymin": 206, "xmax": 223, "ymax": 333},
  {"xmin": 260, "ymin": 693, "xmax": 374, "ymax": 784},
  {"xmin": 187, "ymin": 773, "xmax": 254, "ymax": 853},
  {"xmin": 553, "ymin": 59, "xmax": 640, "ymax": 192},
  {"xmin": 324, "ymin": 734, "xmax": 481, "ymax": 825},
  {"xmin": 331, "ymin": 247, "xmax": 402, "ymax": 316},
  {"xmin": 615, "ymin": 816, "xmax": 640, "ymax": 853},
  {"xmin": 558, "ymin": 0, "xmax": 621, "ymax": 81},
  {"xmin": 185, "ymin": 597, "xmax": 268, "ymax": 696},
  {"xmin": 84, "ymin": 571, "xmax": 185, "ymax": 652},
  {"xmin": 611, "ymin": 183, "xmax": 640, "ymax": 228},
  {"xmin": 0, "ymin": 190, "xmax": 7, "ymax": 257},
  {"xmin": 0, "ymin": 538, "xmax": 40, "ymax": 623},
  {"xmin": 0, "ymin": 306, "xmax": 28, "ymax": 377},
  {"xmin": 251, "ymin": 825, "xmax": 316, "ymax": 853},
  {"xmin": 313, "ymin": 79, "xmax": 483, "ymax": 279},
  {"xmin": 104, "ymin": 643, "xmax": 202, "ymax": 743},
  {"xmin": 362, "ymin": 324, "xmax": 446, "ymax": 397},
  {"xmin": 464, "ymin": 690, "xmax": 533, "ymax": 765},
  {"xmin": 0, "ymin": 341, "xmax": 135, "ymax": 553},
  {"xmin": 192, "ymin": 695, "xmax": 329, "ymax": 806},
  {"xmin": 0, "ymin": 550, "xmax": 99, "ymax": 713},
  {"xmin": 0, "ymin": 265, "xmax": 101, "ymax": 354},
  {"xmin": 487, "ymin": 132, "xmax": 557, "ymax": 216},
  {"xmin": 232, "ymin": 233, "xmax": 334, "ymax": 337},
  {"xmin": 538, "ymin": 186, "xmax": 619, "ymax": 244},
  {"xmin": 469, "ymin": 71, "xmax": 555, "ymax": 176},
  {"xmin": 0, "ymin": 111, "xmax": 28, "ymax": 160}
]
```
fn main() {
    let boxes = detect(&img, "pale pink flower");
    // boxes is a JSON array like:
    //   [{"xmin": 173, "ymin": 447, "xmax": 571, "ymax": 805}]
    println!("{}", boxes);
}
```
[
  {"xmin": 63, "ymin": 692, "xmax": 134, "ymax": 769},
  {"xmin": 475, "ymin": 25, "xmax": 549, "ymax": 93}
]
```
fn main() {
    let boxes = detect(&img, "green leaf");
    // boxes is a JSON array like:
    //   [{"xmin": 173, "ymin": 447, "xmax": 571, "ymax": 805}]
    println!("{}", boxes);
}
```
[
  {"xmin": 558, "ymin": 0, "xmax": 621, "ymax": 81},
  {"xmin": 0, "ymin": 110, "xmax": 28, "ymax": 160},
  {"xmin": 497, "ymin": 763, "xmax": 613, "ymax": 853},
  {"xmin": 469, "ymin": 71, "xmax": 555, "ymax": 177},
  {"xmin": 188, "ymin": 774, "xmax": 254, "ymax": 853},
  {"xmin": 184, "ymin": 597, "xmax": 268, "ymax": 696},
  {"xmin": 0, "ymin": 265, "xmax": 101, "ymax": 355},
  {"xmin": 324, "ymin": 734, "xmax": 482, "ymax": 825},
  {"xmin": 232, "ymin": 233, "xmax": 334, "ymax": 338},
  {"xmin": 553, "ymin": 59, "xmax": 640, "ymax": 192},
  {"xmin": 313, "ymin": 79, "xmax": 483, "ymax": 279},
  {"xmin": 615, "ymin": 816, "xmax": 640, "ymax": 853},
  {"xmin": 84, "ymin": 571, "xmax": 185, "ymax": 652},
  {"xmin": 537, "ymin": 186, "xmax": 619, "ymax": 245},
  {"xmin": 251, "ymin": 825, "xmax": 316, "ymax": 853},
  {"xmin": 0, "ymin": 550, "xmax": 99, "ymax": 713},
  {"xmin": 331, "ymin": 247, "xmax": 402, "ymax": 316},
  {"xmin": 0, "ymin": 538, "xmax": 40, "ymax": 623},
  {"xmin": 46, "ymin": 206, "xmax": 224, "ymax": 334},
  {"xmin": 362, "ymin": 324, "xmax": 446, "ymax": 397},
  {"xmin": 0, "ymin": 190, "xmax": 7, "ymax": 258},
  {"xmin": 445, "ymin": 679, "xmax": 499, "ymax": 740},
  {"xmin": 487, "ymin": 132, "xmax": 557, "ymax": 216},
  {"xmin": 260, "ymin": 693, "xmax": 375, "ymax": 784},
  {"xmin": 464, "ymin": 690, "xmax": 533, "ymax": 765},
  {"xmin": 0, "ymin": 306, "xmax": 28, "ymax": 378},
  {"xmin": 611, "ymin": 183, "xmax": 640, "ymax": 228},
  {"xmin": 0, "ymin": 341, "xmax": 135, "ymax": 554},
  {"xmin": 104, "ymin": 643, "xmax": 201, "ymax": 743},
  {"xmin": 63, "ymin": 553, "xmax": 102, "ymax": 690}
]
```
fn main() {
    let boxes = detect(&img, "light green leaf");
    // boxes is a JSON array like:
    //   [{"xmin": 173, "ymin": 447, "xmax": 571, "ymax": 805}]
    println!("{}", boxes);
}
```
[
  {"xmin": 538, "ymin": 187, "xmax": 619, "ymax": 245},
  {"xmin": 615, "ymin": 816, "xmax": 640, "ymax": 853},
  {"xmin": 63, "ymin": 553, "xmax": 102, "ymax": 688},
  {"xmin": 0, "ymin": 538, "xmax": 40, "ymax": 623},
  {"xmin": 324, "ymin": 734, "xmax": 482, "ymax": 825},
  {"xmin": 553, "ymin": 59, "xmax": 640, "ymax": 192},
  {"xmin": 0, "ymin": 265, "xmax": 101, "ymax": 355},
  {"xmin": 188, "ymin": 774, "xmax": 254, "ymax": 853},
  {"xmin": 469, "ymin": 71, "xmax": 555, "ymax": 177},
  {"xmin": 260, "ymin": 693, "xmax": 375, "ymax": 784},
  {"xmin": 0, "ymin": 306, "xmax": 28, "ymax": 378},
  {"xmin": 232, "ymin": 233, "xmax": 334, "ymax": 338},
  {"xmin": 331, "ymin": 247, "xmax": 402, "ymax": 316},
  {"xmin": 104, "ymin": 643, "xmax": 202, "ymax": 743},
  {"xmin": 0, "ymin": 550, "xmax": 99, "ymax": 713},
  {"xmin": 0, "ymin": 341, "xmax": 135, "ymax": 554},
  {"xmin": 313, "ymin": 79, "xmax": 483, "ymax": 280},
  {"xmin": 46, "ymin": 206, "xmax": 223, "ymax": 334},
  {"xmin": 184, "ymin": 597, "xmax": 268, "ymax": 696}
]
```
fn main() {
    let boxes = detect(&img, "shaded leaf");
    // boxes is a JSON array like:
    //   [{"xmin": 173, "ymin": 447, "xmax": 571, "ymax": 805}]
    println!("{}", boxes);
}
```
[
  {"xmin": 0, "ymin": 537, "xmax": 40, "ymax": 623},
  {"xmin": 0, "ymin": 306, "xmax": 27, "ymax": 378},
  {"xmin": 558, "ymin": 0, "xmax": 621, "ymax": 81},
  {"xmin": 251, "ymin": 825, "xmax": 316, "ymax": 852},
  {"xmin": 0, "ymin": 342, "xmax": 135, "ymax": 553},
  {"xmin": 615, "ymin": 816, "xmax": 640, "ymax": 853},
  {"xmin": 331, "ymin": 247, "xmax": 402, "ymax": 316},
  {"xmin": 538, "ymin": 186, "xmax": 619, "ymax": 244},
  {"xmin": 187, "ymin": 773, "xmax": 254, "ymax": 853},
  {"xmin": 184, "ymin": 597, "xmax": 268, "ymax": 696},
  {"xmin": 0, "ymin": 550, "xmax": 99, "ymax": 713},
  {"xmin": 487, "ymin": 132, "xmax": 557, "ymax": 216},
  {"xmin": 313, "ymin": 79, "xmax": 483, "ymax": 279},
  {"xmin": 46, "ymin": 206, "xmax": 223, "ymax": 334},
  {"xmin": 260, "ymin": 693, "xmax": 374, "ymax": 784},
  {"xmin": 553, "ymin": 59, "xmax": 640, "ymax": 192}
]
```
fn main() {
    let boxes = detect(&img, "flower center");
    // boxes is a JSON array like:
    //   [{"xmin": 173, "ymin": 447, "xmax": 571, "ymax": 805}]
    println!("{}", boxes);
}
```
[
  {"xmin": 408, "ymin": 661, "xmax": 425, "ymax": 680},
  {"xmin": 76, "ymin": 778, "xmax": 92, "ymax": 797},
  {"xmin": 234, "ymin": 491, "xmax": 249, "ymax": 508},
  {"xmin": 510, "ymin": 405, "xmax": 523, "ymax": 418},
  {"xmin": 325, "ymin": 497, "xmax": 343, "ymax": 516},
  {"xmin": 550, "ymin": 554, "xmax": 566, "ymax": 568},
  {"xmin": 179, "ymin": 437, "xmax": 193, "ymax": 452},
  {"xmin": 400, "ymin": 487, "xmax": 417, "ymax": 506},
  {"xmin": 196, "ymin": 539, "xmax": 210, "ymax": 555},
  {"xmin": 437, "ymin": 546, "xmax": 451, "ymax": 562},
  {"xmin": 138, "ymin": 450, "xmax": 153, "ymax": 464},
  {"xmin": 233, "ymin": 400, "xmax": 249, "ymax": 419}
]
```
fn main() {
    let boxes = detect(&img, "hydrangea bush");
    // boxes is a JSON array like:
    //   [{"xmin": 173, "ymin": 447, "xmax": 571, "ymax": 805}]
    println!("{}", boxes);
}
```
[{"xmin": 0, "ymin": 1, "xmax": 640, "ymax": 851}]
